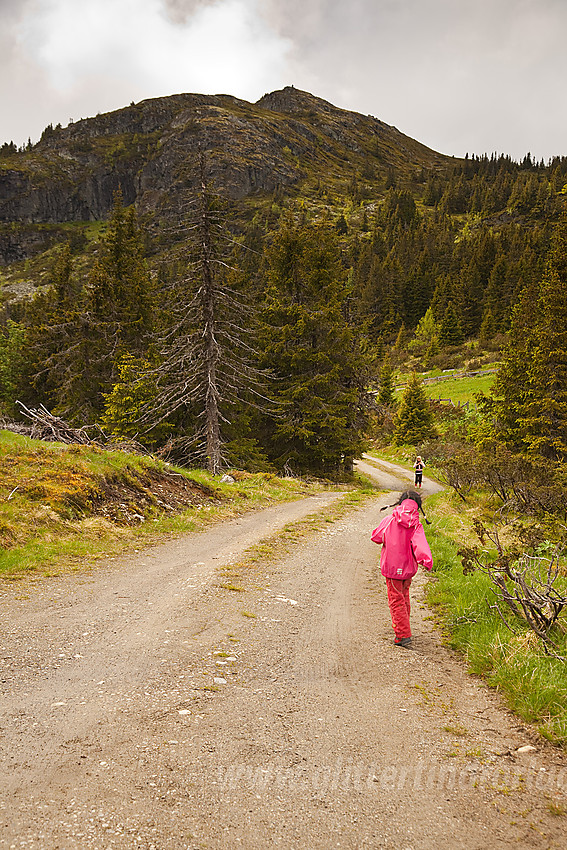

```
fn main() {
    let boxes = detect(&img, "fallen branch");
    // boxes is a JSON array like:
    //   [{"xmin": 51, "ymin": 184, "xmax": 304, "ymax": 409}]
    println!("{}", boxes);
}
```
[{"xmin": 13, "ymin": 401, "xmax": 105, "ymax": 446}]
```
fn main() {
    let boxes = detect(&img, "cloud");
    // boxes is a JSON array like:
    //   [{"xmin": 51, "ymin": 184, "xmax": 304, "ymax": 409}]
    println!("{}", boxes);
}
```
[
  {"xmin": 2, "ymin": 0, "xmax": 291, "ymax": 143},
  {"xmin": 260, "ymin": 0, "xmax": 567, "ymax": 159},
  {"xmin": 1, "ymin": 0, "xmax": 566, "ymax": 159},
  {"xmin": 19, "ymin": 0, "xmax": 290, "ymax": 94}
]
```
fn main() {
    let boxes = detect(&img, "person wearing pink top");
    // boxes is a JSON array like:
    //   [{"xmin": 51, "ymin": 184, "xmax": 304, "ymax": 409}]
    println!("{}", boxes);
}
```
[{"xmin": 371, "ymin": 490, "xmax": 433, "ymax": 647}]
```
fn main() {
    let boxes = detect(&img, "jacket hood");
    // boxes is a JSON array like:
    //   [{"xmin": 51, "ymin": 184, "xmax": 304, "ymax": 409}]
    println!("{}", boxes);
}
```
[{"xmin": 392, "ymin": 499, "xmax": 420, "ymax": 529}]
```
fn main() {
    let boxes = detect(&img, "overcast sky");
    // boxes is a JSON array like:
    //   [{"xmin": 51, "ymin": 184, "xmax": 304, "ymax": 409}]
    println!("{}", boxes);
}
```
[{"xmin": 1, "ymin": 0, "xmax": 565, "ymax": 161}]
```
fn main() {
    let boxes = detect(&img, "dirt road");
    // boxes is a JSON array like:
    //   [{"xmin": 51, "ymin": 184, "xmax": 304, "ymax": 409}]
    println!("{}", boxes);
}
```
[{"xmin": 1, "ymin": 464, "xmax": 566, "ymax": 849}]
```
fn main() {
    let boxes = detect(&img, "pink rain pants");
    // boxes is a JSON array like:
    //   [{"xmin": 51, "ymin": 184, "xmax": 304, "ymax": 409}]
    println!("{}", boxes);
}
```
[{"xmin": 385, "ymin": 577, "xmax": 412, "ymax": 639}]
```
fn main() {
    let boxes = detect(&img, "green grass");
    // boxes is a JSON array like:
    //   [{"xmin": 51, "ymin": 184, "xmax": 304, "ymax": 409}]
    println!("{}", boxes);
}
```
[
  {"xmin": 425, "ymin": 493, "xmax": 567, "ymax": 747},
  {"xmin": 423, "ymin": 372, "xmax": 496, "ymax": 406},
  {"xmin": 394, "ymin": 370, "xmax": 496, "ymax": 407},
  {"xmin": 365, "ymin": 444, "xmax": 416, "ymax": 469},
  {"xmin": 0, "ymin": 430, "xmax": 326, "ymax": 578}
]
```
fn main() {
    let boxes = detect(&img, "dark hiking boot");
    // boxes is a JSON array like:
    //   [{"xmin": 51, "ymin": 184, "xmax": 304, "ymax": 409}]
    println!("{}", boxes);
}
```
[{"xmin": 394, "ymin": 637, "xmax": 412, "ymax": 647}]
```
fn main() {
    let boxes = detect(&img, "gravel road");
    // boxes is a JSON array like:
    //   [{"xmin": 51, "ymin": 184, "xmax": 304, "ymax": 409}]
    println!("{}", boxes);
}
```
[{"xmin": 1, "ymin": 464, "xmax": 566, "ymax": 849}]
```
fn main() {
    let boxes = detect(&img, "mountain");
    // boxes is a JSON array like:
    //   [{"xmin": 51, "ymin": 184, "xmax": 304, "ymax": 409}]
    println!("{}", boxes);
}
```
[
  {"xmin": 0, "ymin": 86, "xmax": 452, "ymax": 265},
  {"xmin": 3, "ymin": 85, "xmax": 564, "ymax": 344}
]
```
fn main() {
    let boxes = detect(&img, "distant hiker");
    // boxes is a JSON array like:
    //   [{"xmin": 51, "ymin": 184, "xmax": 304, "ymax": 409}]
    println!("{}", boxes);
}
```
[
  {"xmin": 413, "ymin": 455, "xmax": 424, "ymax": 488},
  {"xmin": 371, "ymin": 490, "xmax": 433, "ymax": 648}
]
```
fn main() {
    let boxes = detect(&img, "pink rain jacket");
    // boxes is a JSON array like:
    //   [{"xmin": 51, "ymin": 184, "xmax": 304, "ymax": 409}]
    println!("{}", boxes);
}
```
[{"xmin": 371, "ymin": 499, "xmax": 433, "ymax": 580}]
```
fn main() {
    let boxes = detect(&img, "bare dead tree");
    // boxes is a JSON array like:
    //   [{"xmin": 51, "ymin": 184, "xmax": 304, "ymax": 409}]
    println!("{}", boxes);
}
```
[
  {"xmin": 196, "ymin": 156, "xmax": 222, "ymax": 473},
  {"xmin": 142, "ymin": 152, "xmax": 270, "ymax": 473}
]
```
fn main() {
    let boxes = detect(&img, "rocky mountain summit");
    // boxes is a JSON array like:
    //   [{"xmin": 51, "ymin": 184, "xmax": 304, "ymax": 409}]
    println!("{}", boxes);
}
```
[{"xmin": 0, "ymin": 86, "xmax": 450, "ymax": 259}]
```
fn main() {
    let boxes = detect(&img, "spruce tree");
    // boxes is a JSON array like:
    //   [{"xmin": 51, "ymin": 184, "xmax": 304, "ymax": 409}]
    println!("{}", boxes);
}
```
[
  {"xmin": 485, "ymin": 277, "xmax": 540, "ymax": 452},
  {"xmin": 393, "ymin": 372, "xmax": 436, "ymax": 445},
  {"xmin": 33, "ymin": 260, "xmax": 120, "ymax": 422},
  {"xmin": 483, "ymin": 256, "xmax": 508, "ymax": 327},
  {"xmin": 0, "ymin": 320, "xmax": 26, "ymax": 416},
  {"xmin": 519, "ymin": 214, "xmax": 567, "ymax": 459},
  {"xmin": 101, "ymin": 353, "xmax": 172, "ymax": 447},
  {"xmin": 408, "ymin": 306, "xmax": 439, "ymax": 357},
  {"xmin": 23, "ymin": 196, "xmax": 154, "ymax": 423},
  {"xmin": 87, "ymin": 195, "xmax": 153, "ymax": 361},
  {"xmin": 438, "ymin": 300, "xmax": 464, "ymax": 346},
  {"xmin": 488, "ymin": 213, "xmax": 567, "ymax": 458},
  {"xmin": 479, "ymin": 307, "xmax": 497, "ymax": 347},
  {"xmin": 21, "ymin": 244, "xmax": 83, "ymax": 414},
  {"xmin": 377, "ymin": 356, "xmax": 396, "ymax": 406},
  {"xmin": 260, "ymin": 220, "xmax": 367, "ymax": 474}
]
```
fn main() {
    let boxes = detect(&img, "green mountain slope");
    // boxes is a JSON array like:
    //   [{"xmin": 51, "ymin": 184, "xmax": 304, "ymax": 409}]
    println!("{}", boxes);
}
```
[{"xmin": 0, "ymin": 86, "xmax": 452, "ymax": 264}]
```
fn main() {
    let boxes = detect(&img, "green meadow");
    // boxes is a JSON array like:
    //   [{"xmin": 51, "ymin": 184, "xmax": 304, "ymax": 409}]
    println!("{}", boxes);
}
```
[{"xmin": 422, "ymin": 370, "xmax": 497, "ymax": 406}]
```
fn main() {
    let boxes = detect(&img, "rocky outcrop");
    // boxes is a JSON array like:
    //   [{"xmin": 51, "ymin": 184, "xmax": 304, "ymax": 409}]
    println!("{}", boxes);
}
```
[
  {"xmin": 0, "ymin": 223, "xmax": 66, "ymax": 265},
  {"xmin": 0, "ymin": 86, "xmax": 451, "ymax": 262}
]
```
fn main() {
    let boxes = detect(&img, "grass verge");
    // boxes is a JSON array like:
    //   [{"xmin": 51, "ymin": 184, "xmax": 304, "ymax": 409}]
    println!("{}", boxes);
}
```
[
  {"xmin": 425, "ymin": 489, "xmax": 567, "ymax": 748},
  {"xmin": 0, "ymin": 430, "xmax": 334, "ymax": 579}
]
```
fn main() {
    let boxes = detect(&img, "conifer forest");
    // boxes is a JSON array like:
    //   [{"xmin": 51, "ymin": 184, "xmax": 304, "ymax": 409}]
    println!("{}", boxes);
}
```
[{"xmin": 1, "ymin": 89, "xmax": 567, "ymax": 494}]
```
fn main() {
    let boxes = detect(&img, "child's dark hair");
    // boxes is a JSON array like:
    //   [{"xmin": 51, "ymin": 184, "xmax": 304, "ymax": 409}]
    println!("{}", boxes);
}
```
[{"xmin": 380, "ymin": 489, "xmax": 431, "ymax": 524}]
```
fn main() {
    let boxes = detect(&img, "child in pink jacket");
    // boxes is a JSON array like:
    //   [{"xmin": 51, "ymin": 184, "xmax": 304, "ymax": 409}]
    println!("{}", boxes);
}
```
[{"xmin": 371, "ymin": 490, "xmax": 433, "ymax": 647}]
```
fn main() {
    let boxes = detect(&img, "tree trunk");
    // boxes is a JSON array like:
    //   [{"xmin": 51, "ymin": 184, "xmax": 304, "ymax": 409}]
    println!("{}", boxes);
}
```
[{"xmin": 199, "ymin": 158, "xmax": 222, "ymax": 474}]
